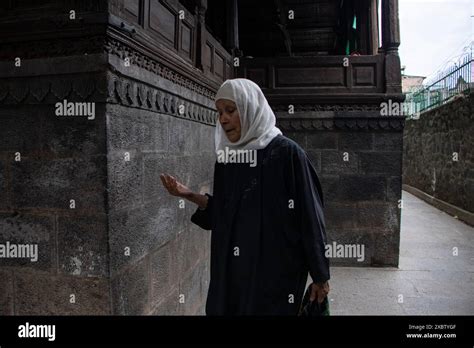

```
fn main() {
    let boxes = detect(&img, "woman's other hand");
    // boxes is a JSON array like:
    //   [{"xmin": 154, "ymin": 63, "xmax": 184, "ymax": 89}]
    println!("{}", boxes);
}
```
[
  {"xmin": 160, "ymin": 173, "xmax": 192, "ymax": 198},
  {"xmin": 310, "ymin": 281, "xmax": 330, "ymax": 304}
]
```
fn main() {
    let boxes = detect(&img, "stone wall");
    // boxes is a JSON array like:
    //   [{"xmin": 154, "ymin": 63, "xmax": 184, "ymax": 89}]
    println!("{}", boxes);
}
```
[
  {"xmin": 104, "ymin": 44, "xmax": 217, "ymax": 313},
  {"xmin": 403, "ymin": 92, "xmax": 473, "ymax": 213},
  {"xmin": 281, "ymin": 112, "xmax": 404, "ymax": 267},
  {"xmin": 0, "ymin": 63, "xmax": 111, "ymax": 314},
  {"xmin": 0, "ymin": 36, "xmax": 218, "ymax": 316},
  {"xmin": 107, "ymin": 105, "xmax": 213, "ymax": 314},
  {"xmin": 106, "ymin": 99, "xmax": 214, "ymax": 315}
]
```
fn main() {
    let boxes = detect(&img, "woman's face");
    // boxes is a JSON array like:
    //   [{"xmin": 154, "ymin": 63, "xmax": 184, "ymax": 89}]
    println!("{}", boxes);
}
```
[{"xmin": 216, "ymin": 99, "xmax": 241, "ymax": 142}]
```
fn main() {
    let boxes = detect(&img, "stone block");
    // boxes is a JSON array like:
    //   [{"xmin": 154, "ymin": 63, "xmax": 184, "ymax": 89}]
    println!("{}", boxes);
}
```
[
  {"xmin": 11, "ymin": 157, "xmax": 106, "ymax": 211},
  {"xmin": 143, "ymin": 153, "xmax": 176, "ymax": 205},
  {"xmin": 372, "ymin": 230, "xmax": 400, "ymax": 266},
  {"xmin": 108, "ymin": 150, "xmax": 143, "ymax": 211},
  {"xmin": 306, "ymin": 150, "xmax": 321, "ymax": 173},
  {"xmin": 40, "ymin": 105, "xmax": 106, "ymax": 157},
  {"xmin": 177, "ymin": 227, "xmax": 205, "ymax": 279},
  {"xmin": 150, "ymin": 287, "xmax": 179, "ymax": 315},
  {"xmin": 339, "ymin": 132, "xmax": 373, "ymax": 151},
  {"xmin": 107, "ymin": 109, "xmax": 169, "ymax": 152},
  {"xmin": 169, "ymin": 118, "xmax": 197, "ymax": 155},
  {"xmin": 324, "ymin": 202, "xmax": 358, "ymax": 230},
  {"xmin": 199, "ymin": 123, "xmax": 215, "ymax": 152},
  {"xmin": 0, "ymin": 269, "xmax": 14, "ymax": 315},
  {"xmin": 283, "ymin": 131, "xmax": 306, "ymax": 148},
  {"xmin": 176, "ymin": 194, "xmax": 195, "ymax": 234},
  {"xmin": 374, "ymin": 132, "xmax": 402, "ymax": 151},
  {"xmin": 107, "ymin": 114, "xmax": 150, "ymax": 151},
  {"xmin": 15, "ymin": 271, "xmax": 110, "ymax": 315},
  {"xmin": 357, "ymin": 202, "xmax": 400, "ymax": 231},
  {"xmin": 178, "ymin": 260, "xmax": 207, "ymax": 315},
  {"xmin": 387, "ymin": 176, "xmax": 402, "ymax": 203},
  {"xmin": 174, "ymin": 155, "xmax": 192, "ymax": 188},
  {"xmin": 359, "ymin": 151, "xmax": 402, "ymax": 175},
  {"xmin": 307, "ymin": 132, "xmax": 337, "ymax": 150},
  {"xmin": 325, "ymin": 228, "xmax": 373, "ymax": 266},
  {"xmin": 57, "ymin": 215, "xmax": 108, "ymax": 277},
  {"xmin": 0, "ymin": 213, "xmax": 55, "ymax": 271},
  {"xmin": 319, "ymin": 175, "xmax": 340, "ymax": 202},
  {"xmin": 0, "ymin": 160, "xmax": 8, "ymax": 210},
  {"xmin": 108, "ymin": 204, "xmax": 177, "ymax": 274},
  {"xmin": 150, "ymin": 239, "xmax": 178, "ymax": 307},
  {"xmin": 111, "ymin": 257, "xmax": 149, "ymax": 315},
  {"xmin": 0, "ymin": 111, "xmax": 39, "ymax": 153},
  {"xmin": 321, "ymin": 150, "xmax": 358, "ymax": 175},
  {"xmin": 336, "ymin": 175, "xmax": 387, "ymax": 201}
]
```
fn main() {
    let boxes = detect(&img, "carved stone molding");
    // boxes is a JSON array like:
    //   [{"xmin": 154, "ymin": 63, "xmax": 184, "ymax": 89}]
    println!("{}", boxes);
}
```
[
  {"xmin": 277, "ymin": 117, "xmax": 405, "ymax": 131},
  {"xmin": 272, "ymin": 103, "xmax": 383, "ymax": 113},
  {"xmin": 104, "ymin": 37, "xmax": 217, "ymax": 100},
  {"xmin": 0, "ymin": 74, "xmax": 105, "ymax": 104},
  {"xmin": 106, "ymin": 72, "xmax": 217, "ymax": 125},
  {"xmin": 0, "ymin": 72, "xmax": 217, "ymax": 126},
  {"xmin": 273, "ymin": 102, "xmax": 405, "ymax": 130}
]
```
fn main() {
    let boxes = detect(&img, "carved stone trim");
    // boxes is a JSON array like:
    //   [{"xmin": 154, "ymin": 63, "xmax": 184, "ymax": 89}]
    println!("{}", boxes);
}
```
[
  {"xmin": 272, "ymin": 104, "xmax": 383, "ymax": 112},
  {"xmin": 0, "ymin": 72, "xmax": 217, "ymax": 126},
  {"xmin": 273, "ymin": 102, "xmax": 405, "ymax": 130},
  {"xmin": 277, "ymin": 117, "xmax": 405, "ymax": 131},
  {"xmin": 106, "ymin": 71, "xmax": 217, "ymax": 126},
  {"xmin": 0, "ymin": 74, "xmax": 106, "ymax": 104},
  {"xmin": 104, "ymin": 36, "xmax": 217, "ymax": 100}
]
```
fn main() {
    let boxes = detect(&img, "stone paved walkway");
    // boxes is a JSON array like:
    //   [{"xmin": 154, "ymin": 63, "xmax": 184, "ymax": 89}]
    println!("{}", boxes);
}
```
[{"xmin": 325, "ymin": 191, "xmax": 474, "ymax": 315}]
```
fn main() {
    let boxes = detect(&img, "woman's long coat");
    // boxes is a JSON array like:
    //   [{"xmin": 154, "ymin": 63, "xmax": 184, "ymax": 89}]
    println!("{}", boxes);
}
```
[{"xmin": 191, "ymin": 134, "xmax": 330, "ymax": 315}]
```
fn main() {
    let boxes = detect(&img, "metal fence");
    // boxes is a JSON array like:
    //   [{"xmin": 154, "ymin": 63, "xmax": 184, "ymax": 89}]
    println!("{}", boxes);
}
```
[{"xmin": 405, "ymin": 43, "xmax": 473, "ymax": 116}]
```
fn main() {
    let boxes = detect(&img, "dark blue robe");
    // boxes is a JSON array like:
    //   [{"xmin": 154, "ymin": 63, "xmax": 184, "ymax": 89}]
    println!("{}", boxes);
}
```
[{"xmin": 191, "ymin": 134, "xmax": 330, "ymax": 315}]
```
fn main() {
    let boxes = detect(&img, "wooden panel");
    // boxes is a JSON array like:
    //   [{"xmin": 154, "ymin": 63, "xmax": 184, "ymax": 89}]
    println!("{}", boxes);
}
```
[
  {"xmin": 286, "ymin": 1, "xmax": 339, "ymax": 27},
  {"xmin": 276, "ymin": 67, "xmax": 345, "ymax": 87},
  {"xmin": 202, "ymin": 28, "xmax": 233, "ymax": 82},
  {"xmin": 11, "ymin": 0, "xmax": 55, "ymax": 8},
  {"xmin": 6, "ymin": 0, "xmax": 56, "ymax": 13},
  {"xmin": 247, "ymin": 68, "xmax": 267, "ymax": 87},
  {"xmin": 204, "ymin": 42, "xmax": 212, "ymax": 71},
  {"xmin": 353, "ymin": 66, "xmax": 375, "ymax": 86},
  {"xmin": 237, "ymin": 55, "xmax": 385, "ymax": 94},
  {"xmin": 149, "ymin": 0, "xmax": 176, "ymax": 44},
  {"xmin": 226, "ymin": 63, "xmax": 232, "ymax": 79},
  {"xmin": 180, "ymin": 23, "xmax": 192, "ymax": 57},
  {"xmin": 125, "ymin": 0, "xmax": 140, "ymax": 18},
  {"xmin": 214, "ymin": 52, "xmax": 224, "ymax": 79}
]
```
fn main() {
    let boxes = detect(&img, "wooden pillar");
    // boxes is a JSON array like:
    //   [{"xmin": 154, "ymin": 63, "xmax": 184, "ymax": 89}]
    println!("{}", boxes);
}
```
[
  {"xmin": 226, "ymin": 0, "xmax": 240, "ymax": 56},
  {"xmin": 381, "ymin": 0, "xmax": 402, "ymax": 94},
  {"xmin": 357, "ymin": 0, "xmax": 369, "ymax": 55},
  {"xmin": 196, "ymin": 0, "xmax": 207, "ymax": 71},
  {"xmin": 381, "ymin": 0, "xmax": 400, "ymax": 53},
  {"xmin": 369, "ymin": 0, "xmax": 379, "ymax": 55}
]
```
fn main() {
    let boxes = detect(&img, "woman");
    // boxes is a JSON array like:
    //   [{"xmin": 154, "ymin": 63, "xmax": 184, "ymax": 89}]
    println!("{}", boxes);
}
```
[{"xmin": 160, "ymin": 78, "xmax": 330, "ymax": 315}]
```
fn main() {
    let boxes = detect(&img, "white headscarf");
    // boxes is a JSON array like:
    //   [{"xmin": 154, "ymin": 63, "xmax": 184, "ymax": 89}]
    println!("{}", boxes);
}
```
[{"xmin": 214, "ymin": 78, "xmax": 282, "ymax": 154}]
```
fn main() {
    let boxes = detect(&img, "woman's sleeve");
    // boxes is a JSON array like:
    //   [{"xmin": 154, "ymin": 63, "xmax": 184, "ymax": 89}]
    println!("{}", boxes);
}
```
[
  {"xmin": 291, "ymin": 148, "xmax": 330, "ymax": 284},
  {"xmin": 190, "ymin": 193, "xmax": 213, "ymax": 231},
  {"xmin": 190, "ymin": 161, "xmax": 218, "ymax": 231}
]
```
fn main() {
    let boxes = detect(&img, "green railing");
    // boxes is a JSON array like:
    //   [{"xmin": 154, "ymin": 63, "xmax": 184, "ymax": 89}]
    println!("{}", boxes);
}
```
[{"xmin": 405, "ymin": 43, "xmax": 473, "ymax": 116}]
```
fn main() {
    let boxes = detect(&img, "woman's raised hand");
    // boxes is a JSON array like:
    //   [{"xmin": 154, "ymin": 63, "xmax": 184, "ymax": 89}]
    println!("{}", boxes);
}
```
[{"xmin": 160, "ymin": 173, "xmax": 192, "ymax": 198}]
